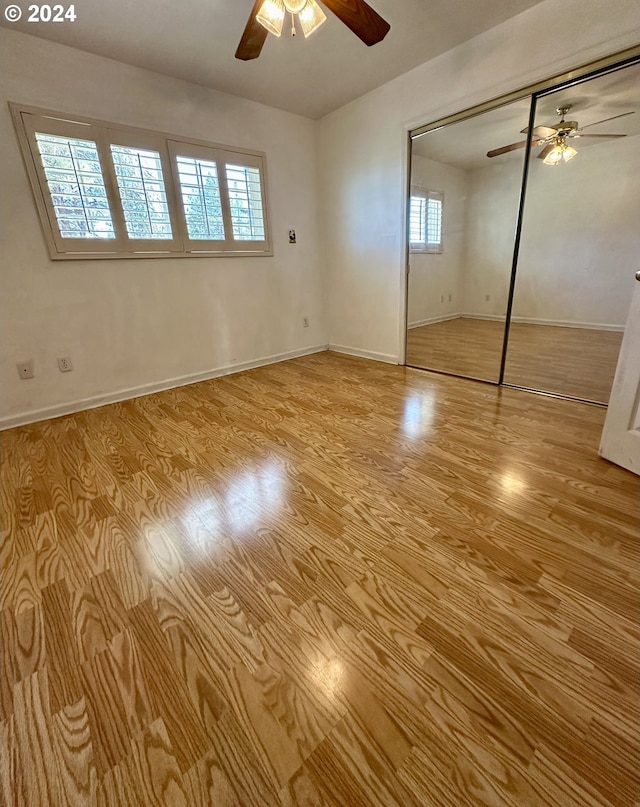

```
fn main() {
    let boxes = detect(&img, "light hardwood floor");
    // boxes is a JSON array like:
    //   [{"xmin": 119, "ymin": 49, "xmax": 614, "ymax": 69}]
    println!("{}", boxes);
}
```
[
  {"xmin": 406, "ymin": 318, "xmax": 624, "ymax": 403},
  {"xmin": 1, "ymin": 351, "xmax": 638, "ymax": 806}
]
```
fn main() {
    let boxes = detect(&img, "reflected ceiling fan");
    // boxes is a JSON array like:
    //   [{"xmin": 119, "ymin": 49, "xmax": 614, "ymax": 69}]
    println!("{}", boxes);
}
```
[
  {"xmin": 487, "ymin": 105, "xmax": 635, "ymax": 165},
  {"xmin": 235, "ymin": 0, "xmax": 390, "ymax": 60}
]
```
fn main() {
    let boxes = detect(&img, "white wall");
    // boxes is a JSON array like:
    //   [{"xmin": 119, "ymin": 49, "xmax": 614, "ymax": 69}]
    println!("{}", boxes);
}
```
[
  {"xmin": 407, "ymin": 156, "xmax": 468, "ymax": 327},
  {"xmin": 0, "ymin": 29, "xmax": 327, "ymax": 427},
  {"xmin": 461, "ymin": 161, "xmax": 520, "ymax": 319},
  {"xmin": 512, "ymin": 135, "xmax": 640, "ymax": 327},
  {"xmin": 318, "ymin": 0, "xmax": 640, "ymax": 362},
  {"xmin": 461, "ymin": 135, "xmax": 640, "ymax": 327}
]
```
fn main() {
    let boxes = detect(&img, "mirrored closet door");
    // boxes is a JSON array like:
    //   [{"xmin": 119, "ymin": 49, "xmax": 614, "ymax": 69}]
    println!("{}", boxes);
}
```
[
  {"xmin": 406, "ymin": 54, "xmax": 640, "ymax": 404},
  {"xmin": 406, "ymin": 98, "xmax": 532, "ymax": 382},
  {"xmin": 503, "ymin": 62, "xmax": 640, "ymax": 403}
]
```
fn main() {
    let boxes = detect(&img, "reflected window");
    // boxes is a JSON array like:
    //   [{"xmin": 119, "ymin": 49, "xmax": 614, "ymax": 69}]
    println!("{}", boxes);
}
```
[{"xmin": 409, "ymin": 186, "xmax": 443, "ymax": 253}]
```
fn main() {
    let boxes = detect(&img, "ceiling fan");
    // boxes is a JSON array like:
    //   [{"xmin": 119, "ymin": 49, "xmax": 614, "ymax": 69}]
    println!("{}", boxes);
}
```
[
  {"xmin": 235, "ymin": 0, "xmax": 390, "ymax": 61},
  {"xmin": 487, "ymin": 105, "xmax": 635, "ymax": 164}
]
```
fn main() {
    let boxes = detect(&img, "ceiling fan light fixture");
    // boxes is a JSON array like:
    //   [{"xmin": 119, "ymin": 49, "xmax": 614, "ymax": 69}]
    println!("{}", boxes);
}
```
[
  {"xmin": 256, "ymin": 0, "xmax": 285, "ymax": 36},
  {"xmin": 298, "ymin": 0, "xmax": 327, "ymax": 37},
  {"xmin": 543, "ymin": 139, "xmax": 578, "ymax": 165},
  {"xmin": 542, "ymin": 146, "xmax": 563, "ymax": 166},
  {"xmin": 283, "ymin": 0, "xmax": 307, "ymax": 11}
]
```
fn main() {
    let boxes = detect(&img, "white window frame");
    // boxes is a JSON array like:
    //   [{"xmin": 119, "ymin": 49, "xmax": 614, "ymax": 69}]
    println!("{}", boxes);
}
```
[
  {"xmin": 21, "ymin": 114, "xmax": 122, "ymax": 254},
  {"xmin": 409, "ymin": 186, "xmax": 443, "ymax": 254},
  {"xmin": 167, "ymin": 141, "xmax": 269, "ymax": 254},
  {"xmin": 10, "ymin": 103, "xmax": 273, "ymax": 260},
  {"xmin": 106, "ymin": 129, "xmax": 183, "ymax": 253}
]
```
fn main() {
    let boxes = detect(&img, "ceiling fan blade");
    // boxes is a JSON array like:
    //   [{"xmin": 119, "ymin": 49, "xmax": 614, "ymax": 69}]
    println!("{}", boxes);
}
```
[
  {"xmin": 235, "ymin": 0, "xmax": 269, "ymax": 61},
  {"xmin": 321, "ymin": 0, "xmax": 391, "ymax": 46},
  {"xmin": 487, "ymin": 140, "xmax": 528, "ymax": 158},
  {"xmin": 570, "ymin": 133, "xmax": 626, "ymax": 139},
  {"xmin": 520, "ymin": 125, "xmax": 557, "ymax": 138},
  {"xmin": 537, "ymin": 143, "xmax": 555, "ymax": 160},
  {"xmin": 579, "ymin": 111, "xmax": 635, "ymax": 131},
  {"xmin": 487, "ymin": 139, "xmax": 544, "ymax": 158}
]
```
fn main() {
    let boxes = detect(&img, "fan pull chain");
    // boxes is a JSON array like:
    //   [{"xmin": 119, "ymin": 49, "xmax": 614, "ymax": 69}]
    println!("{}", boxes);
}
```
[{"xmin": 291, "ymin": 12, "xmax": 296, "ymax": 36}]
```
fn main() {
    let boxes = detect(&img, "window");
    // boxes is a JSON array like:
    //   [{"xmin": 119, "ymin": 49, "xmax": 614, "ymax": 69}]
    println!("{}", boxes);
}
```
[
  {"xmin": 11, "ymin": 104, "xmax": 272, "ymax": 259},
  {"xmin": 175, "ymin": 155, "xmax": 226, "ymax": 241},
  {"xmin": 110, "ymin": 145, "xmax": 173, "ymax": 240},
  {"xmin": 409, "ymin": 187, "xmax": 443, "ymax": 253},
  {"xmin": 167, "ymin": 141, "xmax": 268, "ymax": 253},
  {"xmin": 226, "ymin": 164, "xmax": 265, "ymax": 241},
  {"xmin": 34, "ymin": 132, "xmax": 115, "ymax": 240}
]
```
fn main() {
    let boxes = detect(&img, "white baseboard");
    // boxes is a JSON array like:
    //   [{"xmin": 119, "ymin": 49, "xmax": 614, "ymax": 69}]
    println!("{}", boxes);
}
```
[
  {"xmin": 328, "ymin": 344, "xmax": 399, "ymax": 365},
  {"xmin": 408, "ymin": 313, "xmax": 461, "ymax": 329},
  {"xmin": 0, "ymin": 344, "xmax": 329, "ymax": 431},
  {"xmin": 461, "ymin": 313, "xmax": 624, "ymax": 332},
  {"xmin": 460, "ymin": 313, "xmax": 506, "ymax": 322},
  {"xmin": 510, "ymin": 316, "xmax": 624, "ymax": 332}
]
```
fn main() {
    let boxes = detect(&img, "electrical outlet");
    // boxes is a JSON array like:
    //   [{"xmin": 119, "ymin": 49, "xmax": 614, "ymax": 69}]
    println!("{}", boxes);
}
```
[
  {"xmin": 485, "ymin": 294, "xmax": 491, "ymax": 302},
  {"xmin": 16, "ymin": 360, "xmax": 34, "ymax": 380},
  {"xmin": 303, "ymin": 317, "xmax": 309, "ymax": 328},
  {"xmin": 289, "ymin": 229, "xmax": 297, "ymax": 244},
  {"xmin": 440, "ymin": 295, "xmax": 445, "ymax": 303},
  {"xmin": 57, "ymin": 356, "xmax": 73, "ymax": 372},
  {"xmin": 448, "ymin": 294, "xmax": 452, "ymax": 302}
]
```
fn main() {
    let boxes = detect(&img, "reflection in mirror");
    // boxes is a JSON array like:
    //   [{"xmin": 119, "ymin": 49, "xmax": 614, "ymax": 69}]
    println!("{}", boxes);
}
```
[
  {"xmin": 504, "ymin": 63, "xmax": 640, "ymax": 403},
  {"xmin": 407, "ymin": 98, "xmax": 532, "ymax": 382}
]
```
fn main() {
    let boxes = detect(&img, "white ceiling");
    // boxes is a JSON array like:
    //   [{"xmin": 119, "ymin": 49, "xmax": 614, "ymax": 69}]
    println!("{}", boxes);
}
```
[
  {"xmin": 412, "ymin": 62, "xmax": 640, "ymax": 170},
  {"xmin": 0, "ymin": 0, "xmax": 548, "ymax": 119}
]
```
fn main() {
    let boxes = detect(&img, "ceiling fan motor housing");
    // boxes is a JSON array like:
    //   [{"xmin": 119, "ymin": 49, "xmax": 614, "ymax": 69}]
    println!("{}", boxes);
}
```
[{"xmin": 557, "ymin": 122, "xmax": 579, "ymax": 134}]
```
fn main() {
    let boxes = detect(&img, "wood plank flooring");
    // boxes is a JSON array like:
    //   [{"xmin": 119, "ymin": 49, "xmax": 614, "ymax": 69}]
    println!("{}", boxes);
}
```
[
  {"xmin": 406, "ymin": 318, "xmax": 623, "ymax": 403},
  {"xmin": 1, "ymin": 350, "xmax": 638, "ymax": 806}
]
